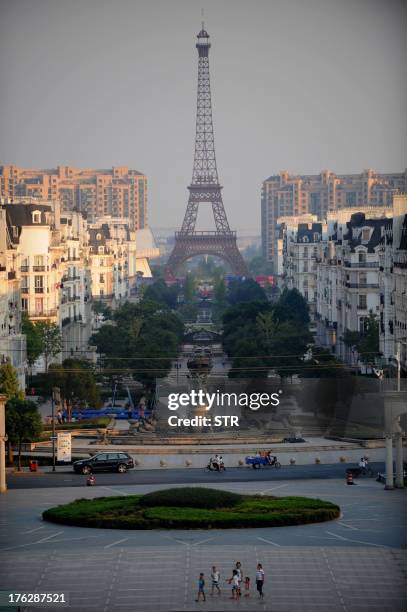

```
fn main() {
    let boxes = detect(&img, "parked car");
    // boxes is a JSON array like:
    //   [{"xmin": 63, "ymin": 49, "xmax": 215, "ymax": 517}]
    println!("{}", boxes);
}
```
[
  {"xmin": 73, "ymin": 452, "xmax": 134, "ymax": 474},
  {"xmin": 282, "ymin": 436, "xmax": 306, "ymax": 443}
]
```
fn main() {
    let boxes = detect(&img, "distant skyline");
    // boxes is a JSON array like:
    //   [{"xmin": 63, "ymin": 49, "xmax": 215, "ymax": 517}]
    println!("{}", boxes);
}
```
[{"xmin": 0, "ymin": 0, "xmax": 406, "ymax": 232}]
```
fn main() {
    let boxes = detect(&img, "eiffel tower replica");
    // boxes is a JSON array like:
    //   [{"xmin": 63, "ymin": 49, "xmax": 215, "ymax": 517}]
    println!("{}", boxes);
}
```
[{"xmin": 166, "ymin": 25, "xmax": 249, "ymax": 278}]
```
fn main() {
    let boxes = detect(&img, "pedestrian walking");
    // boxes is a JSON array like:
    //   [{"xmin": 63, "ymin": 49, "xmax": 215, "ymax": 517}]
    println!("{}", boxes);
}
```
[
  {"xmin": 195, "ymin": 573, "xmax": 206, "ymax": 602},
  {"xmin": 256, "ymin": 563, "xmax": 265, "ymax": 598},
  {"xmin": 210, "ymin": 566, "xmax": 221, "ymax": 596},
  {"xmin": 235, "ymin": 561, "xmax": 243, "ymax": 594},
  {"xmin": 228, "ymin": 569, "xmax": 240, "ymax": 600}
]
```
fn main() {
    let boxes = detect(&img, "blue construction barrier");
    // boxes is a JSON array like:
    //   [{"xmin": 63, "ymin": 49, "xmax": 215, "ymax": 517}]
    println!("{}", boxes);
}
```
[{"xmin": 64, "ymin": 407, "xmax": 152, "ymax": 421}]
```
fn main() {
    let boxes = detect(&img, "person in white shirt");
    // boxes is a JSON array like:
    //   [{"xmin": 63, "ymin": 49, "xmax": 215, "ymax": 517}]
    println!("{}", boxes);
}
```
[
  {"xmin": 235, "ymin": 561, "xmax": 242, "ymax": 587},
  {"xmin": 359, "ymin": 457, "xmax": 367, "ymax": 474},
  {"xmin": 229, "ymin": 570, "xmax": 240, "ymax": 599},
  {"xmin": 210, "ymin": 566, "xmax": 221, "ymax": 596},
  {"xmin": 255, "ymin": 563, "xmax": 265, "ymax": 598}
]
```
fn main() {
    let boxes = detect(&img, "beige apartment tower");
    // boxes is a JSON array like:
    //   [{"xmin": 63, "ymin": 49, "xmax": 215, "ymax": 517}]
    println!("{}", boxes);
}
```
[
  {"xmin": 261, "ymin": 168, "xmax": 407, "ymax": 272},
  {"xmin": 0, "ymin": 165, "xmax": 147, "ymax": 231}
]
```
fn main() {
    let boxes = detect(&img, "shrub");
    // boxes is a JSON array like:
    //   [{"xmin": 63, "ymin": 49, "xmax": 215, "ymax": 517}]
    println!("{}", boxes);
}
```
[
  {"xmin": 42, "ymin": 490, "xmax": 340, "ymax": 530},
  {"xmin": 138, "ymin": 487, "xmax": 242, "ymax": 509}
]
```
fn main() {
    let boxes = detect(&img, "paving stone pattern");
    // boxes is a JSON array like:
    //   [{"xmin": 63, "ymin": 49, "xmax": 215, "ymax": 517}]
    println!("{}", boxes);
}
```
[{"xmin": 1, "ymin": 546, "xmax": 406, "ymax": 611}]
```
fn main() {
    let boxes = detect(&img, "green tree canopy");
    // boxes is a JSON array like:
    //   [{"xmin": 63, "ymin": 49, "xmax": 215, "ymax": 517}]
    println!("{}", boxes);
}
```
[
  {"xmin": 92, "ymin": 300, "xmax": 112, "ymax": 320},
  {"xmin": 183, "ymin": 273, "xmax": 195, "ymax": 303},
  {"xmin": 47, "ymin": 359, "xmax": 102, "ymax": 418},
  {"xmin": 222, "ymin": 289, "xmax": 313, "ymax": 380},
  {"xmin": 227, "ymin": 279, "xmax": 268, "ymax": 305},
  {"xmin": 0, "ymin": 363, "xmax": 23, "ymax": 400},
  {"xmin": 91, "ymin": 301, "xmax": 184, "ymax": 389},
  {"xmin": 35, "ymin": 321, "xmax": 62, "ymax": 372},
  {"xmin": 343, "ymin": 312, "xmax": 380, "ymax": 365},
  {"xmin": 214, "ymin": 277, "xmax": 226, "ymax": 304},
  {"xmin": 22, "ymin": 313, "xmax": 42, "ymax": 368},
  {"xmin": 273, "ymin": 288, "xmax": 310, "ymax": 326},
  {"xmin": 143, "ymin": 280, "xmax": 178, "ymax": 309},
  {"xmin": 6, "ymin": 398, "xmax": 42, "ymax": 470}
]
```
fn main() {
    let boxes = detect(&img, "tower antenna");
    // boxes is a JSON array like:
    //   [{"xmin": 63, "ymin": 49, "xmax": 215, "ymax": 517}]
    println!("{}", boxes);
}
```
[{"xmin": 201, "ymin": 8, "xmax": 204, "ymax": 30}]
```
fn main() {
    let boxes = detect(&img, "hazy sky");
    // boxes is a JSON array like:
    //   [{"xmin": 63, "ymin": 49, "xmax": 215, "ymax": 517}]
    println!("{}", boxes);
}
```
[{"xmin": 0, "ymin": 0, "xmax": 406, "ymax": 232}]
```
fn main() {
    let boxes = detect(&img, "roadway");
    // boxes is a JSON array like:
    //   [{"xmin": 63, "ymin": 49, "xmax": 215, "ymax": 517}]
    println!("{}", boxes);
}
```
[{"xmin": 6, "ymin": 461, "xmax": 385, "ymax": 489}]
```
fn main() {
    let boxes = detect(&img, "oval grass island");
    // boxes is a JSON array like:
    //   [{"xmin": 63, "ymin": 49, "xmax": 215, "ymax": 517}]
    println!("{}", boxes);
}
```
[{"xmin": 42, "ymin": 487, "xmax": 340, "ymax": 530}]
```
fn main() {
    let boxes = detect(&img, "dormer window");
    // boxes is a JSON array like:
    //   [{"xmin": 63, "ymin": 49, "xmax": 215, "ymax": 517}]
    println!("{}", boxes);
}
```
[
  {"xmin": 32, "ymin": 210, "xmax": 41, "ymax": 224},
  {"xmin": 98, "ymin": 246, "xmax": 104, "ymax": 254},
  {"xmin": 362, "ymin": 228, "xmax": 370, "ymax": 242},
  {"xmin": 96, "ymin": 233, "xmax": 102, "ymax": 240}
]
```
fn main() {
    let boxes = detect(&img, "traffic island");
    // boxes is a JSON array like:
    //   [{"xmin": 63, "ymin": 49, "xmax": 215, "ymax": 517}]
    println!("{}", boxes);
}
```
[{"xmin": 42, "ymin": 487, "xmax": 340, "ymax": 529}]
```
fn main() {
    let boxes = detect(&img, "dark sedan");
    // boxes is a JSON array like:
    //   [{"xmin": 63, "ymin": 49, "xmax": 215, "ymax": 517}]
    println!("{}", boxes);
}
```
[{"xmin": 73, "ymin": 452, "xmax": 135, "ymax": 474}]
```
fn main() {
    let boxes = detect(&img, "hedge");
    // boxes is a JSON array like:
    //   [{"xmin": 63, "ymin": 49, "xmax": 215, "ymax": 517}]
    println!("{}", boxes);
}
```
[{"xmin": 43, "ymin": 488, "xmax": 340, "ymax": 530}]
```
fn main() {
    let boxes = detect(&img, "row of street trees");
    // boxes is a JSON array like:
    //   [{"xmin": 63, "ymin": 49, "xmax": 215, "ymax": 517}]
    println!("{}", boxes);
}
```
[{"xmin": 223, "ymin": 285, "xmax": 316, "ymax": 379}]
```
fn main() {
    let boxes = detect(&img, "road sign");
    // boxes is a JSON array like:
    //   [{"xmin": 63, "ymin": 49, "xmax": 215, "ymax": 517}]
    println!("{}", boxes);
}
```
[{"xmin": 57, "ymin": 432, "xmax": 71, "ymax": 462}]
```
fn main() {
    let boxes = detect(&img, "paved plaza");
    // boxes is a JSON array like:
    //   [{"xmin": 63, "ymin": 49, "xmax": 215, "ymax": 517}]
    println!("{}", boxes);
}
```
[{"xmin": 0, "ymin": 478, "xmax": 406, "ymax": 611}]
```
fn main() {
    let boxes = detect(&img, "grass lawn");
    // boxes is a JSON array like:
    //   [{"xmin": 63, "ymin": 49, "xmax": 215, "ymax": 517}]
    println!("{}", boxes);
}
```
[{"xmin": 43, "ymin": 487, "xmax": 340, "ymax": 530}]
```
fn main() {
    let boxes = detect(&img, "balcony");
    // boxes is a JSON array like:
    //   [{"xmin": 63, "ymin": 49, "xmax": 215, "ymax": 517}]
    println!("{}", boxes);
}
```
[
  {"xmin": 343, "ymin": 261, "xmax": 378, "ymax": 269},
  {"xmin": 20, "ymin": 266, "xmax": 29, "ymax": 272},
  {"xmin": 21, "ymin": 287, "xmax": 29, "ymax": 294},
  {"xmin": 34, "ymin": 287, "xmax": 44, "ymax": 294},
  {"xmin": 345, "ymin": 282, "xmax": 379, "ymax": 289},
  {"xmin": 30, "ymin": 309, "xmax": 57, "ymax": 319},
  {"xmin": 33, "ymin": 265, "xmax": 46, "ymax": 272}
]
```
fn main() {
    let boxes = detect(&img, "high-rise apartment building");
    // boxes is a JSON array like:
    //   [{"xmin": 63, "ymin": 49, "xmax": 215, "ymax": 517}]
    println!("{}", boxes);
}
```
[
  {"xmin": 262, "ymin": 169, "xmax": 407, "ymax": 271},
  {"xmin": 0, "ymin": 165, "xmax": 148, "ymax": 231}
]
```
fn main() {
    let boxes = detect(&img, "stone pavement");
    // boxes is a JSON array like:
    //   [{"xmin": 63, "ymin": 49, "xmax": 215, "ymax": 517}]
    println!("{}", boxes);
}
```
[
  {"xmin": 0, "ymin": 479, "xmax": 406, "ymax": 611},
  {"xmin": 2, "ymin": 546, "xmax": 406, "ymax": 611}
]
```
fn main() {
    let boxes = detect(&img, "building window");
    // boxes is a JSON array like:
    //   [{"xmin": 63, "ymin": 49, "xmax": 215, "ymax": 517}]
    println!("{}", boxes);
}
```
[
  {"xmin": 33, "ymin": 255, "xmax": 45, "ymax": 271},
  {"xmin": 32, "ymin": 210, "xmax": 42, "ymax": 224},
  {"xmin": 359, "ymin": 317, "xmax": 368, "ymax": 333},
  {"xmin": 35, "ymin": 298, "xmax": 43, "ymax": 314},
  {"xmin": 358, "ymin": 251, "xmax": 366, "ymax": 264},
  {"xmin": 358, "ymin": 295, "xmax": 367, "ymax": 310},
  {"xmin": 21, "ymin": 298, "xmax": 28, "ymax": 311}
]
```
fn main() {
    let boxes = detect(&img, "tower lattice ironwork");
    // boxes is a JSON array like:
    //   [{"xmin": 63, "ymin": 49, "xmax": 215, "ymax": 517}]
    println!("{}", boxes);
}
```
[{"xmin": 166, "ymin": 26, "xmax": 248, "ymax": 277}]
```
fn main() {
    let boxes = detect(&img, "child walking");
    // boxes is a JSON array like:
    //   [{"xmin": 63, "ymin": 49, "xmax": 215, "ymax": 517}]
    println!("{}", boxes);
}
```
[
  {"xmin": 229, "ymin": 569, "xmax": 240, "ymax": 600},
  {"xmin": 196, "ymin": 573, "xmax": 206, "ymax": 602},
  {"xmin": 211, "ymin": 566, "xmax": 221, "ymax": 596}
]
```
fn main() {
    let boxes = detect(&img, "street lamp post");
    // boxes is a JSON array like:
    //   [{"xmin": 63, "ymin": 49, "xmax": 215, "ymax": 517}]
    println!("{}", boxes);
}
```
[
  {"xmin": 0, "ymin": 394, "xmax": 7, "ymax": 494},
  {"xmin": 51, "ymin": 386, "xmax": 60, "ymax": 472}
]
